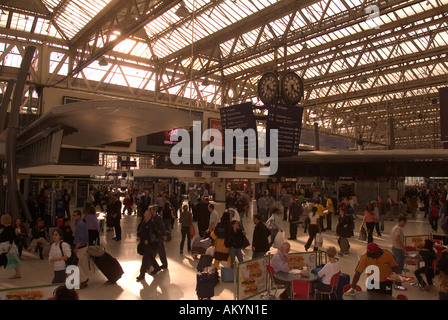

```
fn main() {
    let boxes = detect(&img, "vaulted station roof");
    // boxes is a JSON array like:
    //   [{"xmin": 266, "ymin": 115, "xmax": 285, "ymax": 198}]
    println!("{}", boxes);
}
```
[{"xmin": 0, "ymin": 0, "xmax": 447, "ymax": 150}]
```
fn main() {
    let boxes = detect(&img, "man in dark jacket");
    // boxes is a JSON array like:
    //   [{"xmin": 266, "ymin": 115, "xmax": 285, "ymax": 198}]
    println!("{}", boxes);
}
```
[
  {"xmin": 112, "ymin": 194, "xmax": 122, "ymax": 241},
  {"xmin": 136, "ymin": 209, "xmax": 162, "ymax": 281},
  {"xmin": 288, "ymin": 197, "xmax": 302, "ymax": 240},
  {"xmin": 149, "ymin": 205, "xmax": 169, "ymax": 270},
  {"xmin": 194, "ymin": 197, "xmax": 210, "ymax": 238},
  {"xmin": 252, "ymin": 214, "xmax": 271, "ymax": 259}
]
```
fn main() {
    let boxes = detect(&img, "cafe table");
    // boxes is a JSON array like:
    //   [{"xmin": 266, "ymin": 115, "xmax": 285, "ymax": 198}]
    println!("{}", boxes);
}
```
[
  {"xmin": 342, "ymin": 291, "xmax": 397, "ymax": 300},
  {"xmin": 274, "ymin": 270, "xmax": 318, "ymax": 286}
]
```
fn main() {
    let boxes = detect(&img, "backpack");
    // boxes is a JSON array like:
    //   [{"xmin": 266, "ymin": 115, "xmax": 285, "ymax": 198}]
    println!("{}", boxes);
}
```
[{"xmin": 59, "ymin": 242, "xmax": 78, "ymax": 266}]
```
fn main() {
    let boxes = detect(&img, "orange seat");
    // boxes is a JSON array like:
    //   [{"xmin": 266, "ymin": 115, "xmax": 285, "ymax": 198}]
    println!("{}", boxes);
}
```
[
  {"xmin": 314, "ymin": 271, "xmax": 341, "ymax": 300},
  {"xmin": 432, "ymin": 240, "xmax": 444, "ymax": 246},
  {"xmin": 291, "ymin": 279, "xmax": 314, "ymax": 300},
  {"xmin": 342, "ymin": 284, "xmax": 362, "ymax": 293}
]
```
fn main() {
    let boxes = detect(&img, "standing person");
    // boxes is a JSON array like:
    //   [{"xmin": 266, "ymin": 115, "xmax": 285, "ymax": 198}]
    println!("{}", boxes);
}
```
[
  {"xmin": 31, "ymin": 219, "xmax": 47, "ymax": 260},
  {"xmin": 112, "ymin": 194, "xmax": 122, "ymax": 241},
  {"xmin": 270, "ymin": 241, "xmax": 292, "ymax": 300},
  {"xmin": 85, "ymin": 206, "xmax": 102, "ymax": 246},
  {"xmin": 179, "ymin": 205, "xmax": 191, "ymax": 254},
  {"xmin": 139, "ymin": 189, "xmax": 151, "ymax": 217},
  {"xmin": 414, "ymin": 239, "xmax": 437, "ymax": 291},
  {"xmin": 386, "ymin": 195, "xmax": 394, "ymax": 221},
  {"xmin": 122, "ymin": 191, "xmax": 133, "ymax": 215},
  {"xmin": 206, "ymin": 204, "xmax": 219, "ymax": 235},
  {"xmin": 342, "ymin": 197, "xmax": 355, "ymax": 236},
  {"xmin": 72, "ymin": 209, "xmax": 89, "ymax": 289},
  {"xmin": 61, "ymin": 218, "xmax": 74, "ymax": 247},
  {"xmin": 288, "ymin": 196, "xmax": 302, "ymax": 240},
  {"xmin": 14, "ymin": 218, "xmax": 30, "ymax": 258},
  {"xmin": 377, "ymin": 196, "xmax": 387, "ymax": 234},
  {"xmin": 257, "ymin": 193, "xmax": 268, "ymax": 222},
  {"xmin": 149, "ymin": 205, "xmax": 168, "ymax": 270},
  {"xmin": 188, "ymin": 189, "xmax": 199, "ymax": 212},
  {"xmin": 251, "ymin": 214, "xmax": 271, "ymax": 259},
  {"xmin": 136, "ymin": 209, "xmax": 161, "ymax": 281},
  {"xmin": 336, "ymin": 208, "xmax": 352, "ymax": 256},
  {"xmin": 304, "ymin": 206, "xmax": 322, "ymax": 252},
  {"xmin": 0, "ymin": 214, "xmax": 22, "ymax": 279},
  {"xmin": 268, "ymin": 208, "xmax": 282, "ymax": 248},
  {"xmin": 360, "ymin": 202, "xmax": 379, "ymax": 244},
  {"xmin": 211, "ymin": 211, "xmax": 231, "ymax": 270},
  {"xmin": 225, "ymin": 219, "xmax": 246, "ymax": 268},
  {"xmin": 106, "ymin": 196, "xmax": 115, "ymax": 231},
  {"xmin": 391, "ymin": 216, "xmax": 407, "ymax": 290},
  {"xmin": 48, "ymin": 229, "xmax": 71, "ymax": 284},
  {"xmin": 155, "ymin": 193, "xmax": 165, "ymax": 214},
  {"xmin": 350, "ymin": 194, "xmax": 359, "ymax": 218},
  {"xmin": 315, "ymin": 199, "xmax": 325, "ymax": 232},
  {"xmin": 324, "ymin": 194, "xmax": 334, "ymax": 231},
  {"xmin": 194, "ymin": 196, "xmax": 210, "ymax": 238},
  {"xmin": 281, "ymin": 190, "xmax": 292, "ymax": 221},
  {"xmin": 62, "ymin": 189, "xmax": 71, "ymax": 220},
  {"xmin": 266, "ymin": 192, "xmax": 276, "ymax": 218},
  {"xmin": 350, "ymin": 242, "xmax": 398, "ymax": 296},
  {"xmin": 428, "ymin": 197, "xmax": 440, "ymax": 232},
  {"xmin": 162, "ymin": 202, "xmax": 175, "ymax": 241}
]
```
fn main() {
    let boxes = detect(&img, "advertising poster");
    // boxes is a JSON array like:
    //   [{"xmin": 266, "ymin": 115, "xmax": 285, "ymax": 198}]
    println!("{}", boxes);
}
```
[
  {"xmin": 0, "ymin": 284, "xmax": 61, "ymax": 300},
  {"xmin": 288, "ymin": 252, "xmax": 317, "ymax": 270},
  {"xmin": 237, "ymin": 255, "xmax": 269, "ymax": 300},
  {"xmin": 405, "ymin": 234, "xmax": 429, "ymax": 250}
]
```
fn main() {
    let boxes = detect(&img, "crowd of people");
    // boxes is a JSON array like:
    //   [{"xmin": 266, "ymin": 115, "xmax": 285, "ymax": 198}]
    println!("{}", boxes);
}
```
[{"xmin": 2, "ymin": 183, "xmax": 448, "ymax": 301}]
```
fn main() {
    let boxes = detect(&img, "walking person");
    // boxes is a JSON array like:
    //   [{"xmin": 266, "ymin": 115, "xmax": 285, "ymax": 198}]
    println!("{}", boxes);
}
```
[
  {"xmin": 179, "ymin": 205, "xmax": 191, "ymax": 254},
  {"xmin": 268, "ymin": 208, "xmax": 282, "ymax": 248},
  {"xmin": 304, "ymin": 206, "xmax": 322, "ymax": 252},
  {"xmin": 162, "ymin": 202, "xmax": 175, "ymax": 241},
  {"xmin": 48, "ymin": 229, "xmax": 71, "ymax": 284},
  {"xmin": 0, "ymin": 214, "xmax": 22, "ymax": 279},
  {"xmin": 136, "ymin": 209, "xmax": 162, "ymax": 281},
  {"xmin": 72, "ymin": 209, "xmax": 89, "ymax": 289},
  {"xmin": 112, "ymin": 193, "xmax": 122, "ymax": 241},
  {"xmin": 281, "ymin": 190, "xmax": 292, "ymax": 221},
  {"xmin": 149, "ymin": 205, "xmax": 168, "ymax": 270},
  {"xmin": 336, "ymin": 208, "xmax": 351, "ymax": 256},
  {"xmin": 428, "ymin": 197, "xmax": 440, "ymax": 232},
  {"xmin": 360, "ymin": 202, "xmax": 379, "ymax": 244},
  {"xmin": 288, "ymin": 196, "xmax": 302, "ymax": 240},
  {"xmin": 62, "ymin": 189, "xmax": 71, "ymax": 220}
]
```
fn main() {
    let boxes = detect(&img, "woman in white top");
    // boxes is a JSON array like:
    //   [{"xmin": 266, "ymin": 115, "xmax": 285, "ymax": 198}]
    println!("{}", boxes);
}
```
[
  {"xmin": 312, "ymin": 246, "xmax": 340, "ymax": 297},
  {"xmin": 48, "ymin": 229, "xmax": 71, "ymax": 284},
  {"xmin": 304, "ymin": 206, "xmax": 322, "ymax": 251}
]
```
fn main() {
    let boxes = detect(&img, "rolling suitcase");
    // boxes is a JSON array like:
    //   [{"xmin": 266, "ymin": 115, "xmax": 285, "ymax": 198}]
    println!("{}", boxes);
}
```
[
  {"xmin": 91, "ymin": 251, "xmax": 124, "ymax": 283},
  {"xmin": 196, "ymin": 268, "xmax": 216, "ymax": 300},
  {"xmin": 191, "ymin": 237, "xmax": 213, "ymax": 258},
  {"xmin": 197, "ymin": 254, "xmax": 214, "ymax": 272}
]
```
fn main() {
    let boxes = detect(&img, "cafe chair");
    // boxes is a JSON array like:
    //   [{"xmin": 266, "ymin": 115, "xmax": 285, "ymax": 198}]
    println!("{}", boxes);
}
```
[
  {"xmin": 404, "ymin": 246, "xmax": 418, "ymax": 275},
  {"xmin": 291, "ymin": 279, "xmax": 314, "ymax": 300},
  {"xmin": 314, "ymin": 271, "xmax": 341, "ymax": 300},
  {"xmin": 342, "ymin": 284, "xmax": 362, "ymax": 294},
  {"xmin": 432, "ymin": 239, "xmax": 444, "ymax": 246},
  {"xmin": 261, "ymin": 264, "xmax": 278, "ymax": 300},
  {"xmin": 396, "ymin": 294, "xmax": 408, "ymax": 300},
  {"xmin": 434, "ymin": 245, "xmax": 446, "ymax": 259}
]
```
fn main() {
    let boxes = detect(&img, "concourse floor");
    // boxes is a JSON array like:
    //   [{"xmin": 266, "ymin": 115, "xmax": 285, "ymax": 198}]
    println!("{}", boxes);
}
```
[{"xmin": 0, "ymin": 201, "xmax": 442, "ymax": 300}]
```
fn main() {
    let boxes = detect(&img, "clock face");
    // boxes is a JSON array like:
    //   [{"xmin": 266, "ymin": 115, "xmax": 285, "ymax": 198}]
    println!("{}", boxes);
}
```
[
  {"xmin": 281, "ymin": 71, "xmax": 304, "ymax": 105},
  {"xmin": 258, "ymin": 72, "xmax": 279, "ymax": 104}
]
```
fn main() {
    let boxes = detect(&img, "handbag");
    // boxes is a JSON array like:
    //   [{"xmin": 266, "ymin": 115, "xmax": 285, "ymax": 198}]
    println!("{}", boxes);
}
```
[
  {"xmin": 214, "ymin": 251, "xmax": 230, "ymax": 261},
  {"xmin": 242, "ymin": 234, "xmax": 250, "ymax": 249},
  {"xmin": 273, "ymin": 231, "xmax": 285, "ymax": 249},
  {"xmin": 59, "ymin": 242, "xmax": 79, "ymax": 266},
  {"xmin": 137, "ymin": 243, "xmax": 144, "ymax": 255},
  {"xmin": 358, "ymin": 226, "xmax": 367, "ymax": 241}
]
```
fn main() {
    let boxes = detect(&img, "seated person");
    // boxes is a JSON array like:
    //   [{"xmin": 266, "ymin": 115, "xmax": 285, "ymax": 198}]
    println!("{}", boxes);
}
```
[
  {"xmin": 270, "ymin": 241, "xmax": 291, "ymax": 300},
  {"xmin": 414, "ymin": 239, "xmax": 437, "ymax": 291},
  {"xmin": 312, "ymin": 246, "xmax": 340, "ymax": 298}
]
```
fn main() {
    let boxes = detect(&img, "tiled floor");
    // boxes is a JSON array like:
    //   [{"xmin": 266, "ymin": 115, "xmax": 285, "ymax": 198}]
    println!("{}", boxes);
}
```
[{"xmin": 0, "ymin": 200, "xmax": 443, "ymax": 300}]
